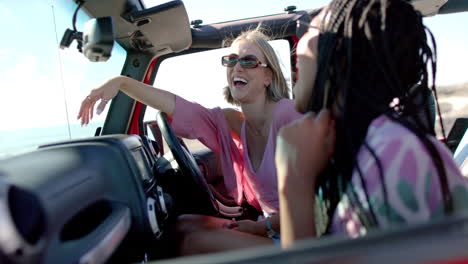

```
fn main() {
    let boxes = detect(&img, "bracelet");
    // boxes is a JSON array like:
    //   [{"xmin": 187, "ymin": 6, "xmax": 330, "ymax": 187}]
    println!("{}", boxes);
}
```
[{"xmin": 264, "ymin": 217, "xmax": 279, "ymax": 239}]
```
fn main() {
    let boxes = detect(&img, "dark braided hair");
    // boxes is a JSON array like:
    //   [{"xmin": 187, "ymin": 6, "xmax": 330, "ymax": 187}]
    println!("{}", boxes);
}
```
[{"xmin": 307, "ymin": 0, "xmax": 453, "ymax": 233}]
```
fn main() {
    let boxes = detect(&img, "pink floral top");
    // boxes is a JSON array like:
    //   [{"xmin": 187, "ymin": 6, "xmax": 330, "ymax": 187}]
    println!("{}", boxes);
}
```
[
  {"xmin": 331, "ymin": 115, "xmax": 468, "ymax": 237},
  {"xmin": 171, "ymin": 96, "xmax": 302, "ymax": 213}
]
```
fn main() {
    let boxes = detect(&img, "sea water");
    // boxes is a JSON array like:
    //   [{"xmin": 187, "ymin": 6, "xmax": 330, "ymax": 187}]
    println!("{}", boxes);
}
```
[{"xmin": 0, "ymin": 122, "xmax": 103, "ymax": 159}]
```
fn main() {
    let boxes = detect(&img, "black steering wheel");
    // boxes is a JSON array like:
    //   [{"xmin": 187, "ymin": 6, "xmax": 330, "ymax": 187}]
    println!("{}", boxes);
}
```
[{"xmin": 156, "ymin": 112, "xmax": 218, "ymax": 213}]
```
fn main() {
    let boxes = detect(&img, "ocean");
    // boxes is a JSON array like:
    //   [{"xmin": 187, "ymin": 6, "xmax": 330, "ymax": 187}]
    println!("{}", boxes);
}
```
[{"xmin": 0, "ymin": 122, "xmax": 103, "ymax": 159}]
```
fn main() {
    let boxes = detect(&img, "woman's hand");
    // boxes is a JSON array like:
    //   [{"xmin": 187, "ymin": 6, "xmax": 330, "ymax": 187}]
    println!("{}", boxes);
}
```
[
  {"xmin": 77, "ymin": 75, "xmax": 177, "ymax": 126},
  {"xmin": 276, "ymin": 109, "xmax": 335, "ymax": 248},
  {"xmin": 223, "ymin": 219, "xmax": 266, "ymax": 236},
  {"xmin": 77, "ymin": 76, "xmax": 122, "ymax": 125},
  {"xmin": 276, "ymin": 109, "xmax": 336, "ymax": 193}
]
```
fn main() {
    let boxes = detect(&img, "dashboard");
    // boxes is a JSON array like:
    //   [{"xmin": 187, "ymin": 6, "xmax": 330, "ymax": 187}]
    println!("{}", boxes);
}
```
[{"xmin": 0, "ymin": 134, "xmax": 170, "ymax": 263}]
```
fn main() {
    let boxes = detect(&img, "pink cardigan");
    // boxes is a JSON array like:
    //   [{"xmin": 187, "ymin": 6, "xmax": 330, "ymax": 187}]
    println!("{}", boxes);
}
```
[{"xmin": 171, "ymin": 96, "xmax": 302, "ymax": 213}]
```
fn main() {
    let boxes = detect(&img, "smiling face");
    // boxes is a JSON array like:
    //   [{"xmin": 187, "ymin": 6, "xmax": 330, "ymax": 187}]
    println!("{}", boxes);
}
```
[
  {"xmin": 226, "ymin": 39, "xmax": 272, "ymax": 104},
  {"xmin": 293, "ymin": 14, "xmax": 322, "ymax": 113}
]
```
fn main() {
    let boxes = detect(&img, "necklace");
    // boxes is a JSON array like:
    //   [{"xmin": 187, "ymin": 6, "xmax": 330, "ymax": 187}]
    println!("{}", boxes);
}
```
[{"xmin": 246, "ymin": 120, "xmax": 267, "ymax": 137}]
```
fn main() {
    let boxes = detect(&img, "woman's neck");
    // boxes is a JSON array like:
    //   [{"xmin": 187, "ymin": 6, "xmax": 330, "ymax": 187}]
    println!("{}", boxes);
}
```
[{"xmin": 241, "ymin": 98, "xmax": 275, "ymax": 135}]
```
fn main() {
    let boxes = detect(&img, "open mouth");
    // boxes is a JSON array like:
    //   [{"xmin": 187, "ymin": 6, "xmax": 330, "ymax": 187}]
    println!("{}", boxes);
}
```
[{"xmin": 233, "ymin": 77, "xmax": 248, "ymax": 88}]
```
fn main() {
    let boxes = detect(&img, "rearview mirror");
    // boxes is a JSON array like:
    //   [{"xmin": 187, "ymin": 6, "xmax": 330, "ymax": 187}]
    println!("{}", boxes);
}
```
[
  {"xmin": 82, "ymin": 17, "xmax": 114, "ymax": 62},
  {"xmin": 59, "ymin": 16, "xmax": 114, "ymax": 62}
]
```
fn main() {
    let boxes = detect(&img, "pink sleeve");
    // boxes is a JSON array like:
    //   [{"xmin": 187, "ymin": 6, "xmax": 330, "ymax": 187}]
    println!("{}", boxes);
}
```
[
  {"xmin": 171, "ymin": 96, "xmax": 243, "ymax": 204},
  {"xmin": 171, "ymin": 96, "xmax": 226, "ymax": 153},
  {"xmin": 274, "ymin": 99, "xmax": 303, "ymax": 128}
]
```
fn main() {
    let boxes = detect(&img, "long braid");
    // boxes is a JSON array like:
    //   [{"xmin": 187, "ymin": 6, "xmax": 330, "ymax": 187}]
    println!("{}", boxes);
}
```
[{"xmin": 309, "ymin": 0, "xmax": 454, "ymax": 234}]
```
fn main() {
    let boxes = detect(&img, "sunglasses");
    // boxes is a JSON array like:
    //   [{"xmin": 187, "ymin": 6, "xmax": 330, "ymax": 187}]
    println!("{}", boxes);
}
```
[{"xmin": 221, "ymin": 54, "xmax": 268, "ymax": 69}]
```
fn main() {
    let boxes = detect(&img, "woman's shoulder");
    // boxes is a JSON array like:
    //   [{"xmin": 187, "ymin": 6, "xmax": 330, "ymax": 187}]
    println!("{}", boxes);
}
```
[
  {"xmin": 272, "ymin": 98, "xmax": 302, "ymax": 124},
  {"xmin": 361, "ymin": 114, "xmax": 463, "ymax": 186},
  {"xmin": 365, "ymin": 115, "xmax": 421, "ymax": 148},
  {"xmin": 357, "ymin": 115, "xmax": 446, "ymax": 182},
  {"xmin": 353, "ymin": 115, "xmax": 468, "ymax": 228},
  {"xmin": 275, "ymin": 98, "xmax": 295, "ymax": 110},
  {"xmin": 222, "ymin": 108, "xmax": 244, "ymax": 135},
  {"xmin": 222, "ymin": 108, "xmax": 243, "ymax": 122}
]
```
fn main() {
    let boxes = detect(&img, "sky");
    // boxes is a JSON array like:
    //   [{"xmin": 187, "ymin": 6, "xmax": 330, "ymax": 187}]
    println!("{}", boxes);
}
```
[{"xmin": 0, "ymin": 0, "xmax": 125, "ymax": 129}]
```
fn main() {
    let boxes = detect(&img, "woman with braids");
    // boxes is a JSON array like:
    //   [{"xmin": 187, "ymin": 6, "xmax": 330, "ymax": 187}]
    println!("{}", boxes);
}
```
[{"xmin": 276, "ymin": 0, "xmax": 468, "ymax": 248}]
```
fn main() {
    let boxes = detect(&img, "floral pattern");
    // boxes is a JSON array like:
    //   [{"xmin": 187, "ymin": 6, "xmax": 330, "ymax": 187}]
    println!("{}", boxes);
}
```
[{"xmin": 331, "ymin": 115, "xmax": 468, "ymax": 237}]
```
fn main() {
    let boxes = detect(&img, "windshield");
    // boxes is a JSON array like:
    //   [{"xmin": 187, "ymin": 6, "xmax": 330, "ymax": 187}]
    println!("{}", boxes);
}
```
[{"xmin": 0, "ymin": 0, "xmax": 127, "ymax": 158}]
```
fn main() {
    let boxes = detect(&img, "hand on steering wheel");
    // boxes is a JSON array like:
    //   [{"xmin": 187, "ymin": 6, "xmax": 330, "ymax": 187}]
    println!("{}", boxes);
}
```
[{"xmin": 156, "ymin": 112, "xmax": 218, "ymax": 214}]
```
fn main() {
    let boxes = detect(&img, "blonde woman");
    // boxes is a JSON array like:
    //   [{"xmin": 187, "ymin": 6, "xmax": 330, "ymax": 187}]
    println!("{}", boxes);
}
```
[{"xmin": 78, "ymin": 28, "xmax": 302, "ymax": 254}]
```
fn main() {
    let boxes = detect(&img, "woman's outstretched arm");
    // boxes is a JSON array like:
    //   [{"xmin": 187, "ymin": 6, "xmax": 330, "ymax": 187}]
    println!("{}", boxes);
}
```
[{"xmin": 78, "ymin": 75, "xmax": 176, "ymax": 125}]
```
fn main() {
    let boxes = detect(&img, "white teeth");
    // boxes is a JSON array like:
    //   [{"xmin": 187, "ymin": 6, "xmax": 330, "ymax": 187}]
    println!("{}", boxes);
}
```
[{"xmin": 233, "ymin": 77, "xmax": 248, "ymax": 84}]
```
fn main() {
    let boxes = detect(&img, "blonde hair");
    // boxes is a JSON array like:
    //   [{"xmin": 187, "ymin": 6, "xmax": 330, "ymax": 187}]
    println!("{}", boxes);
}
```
[{"xmin": 223, "ymin": 27, "xmax": 290, "ymax": 105}]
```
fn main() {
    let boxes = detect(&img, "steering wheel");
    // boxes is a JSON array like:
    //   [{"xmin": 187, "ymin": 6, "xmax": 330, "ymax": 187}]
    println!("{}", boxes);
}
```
[{"xmin": 156, "ymin": 112, "xmax": 218, "ymax": 213}]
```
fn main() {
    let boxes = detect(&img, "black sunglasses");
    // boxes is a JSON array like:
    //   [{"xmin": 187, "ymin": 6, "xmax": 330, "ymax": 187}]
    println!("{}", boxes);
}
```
[{"xmin": 221, "ymin": 54, "xmax": 268, "ymax": 69}]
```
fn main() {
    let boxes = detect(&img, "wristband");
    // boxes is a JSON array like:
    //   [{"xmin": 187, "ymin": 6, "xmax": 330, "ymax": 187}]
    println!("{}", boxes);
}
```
[{"xmin": 265, "ymin": 217, "xmax": 279, "ymax": 239}]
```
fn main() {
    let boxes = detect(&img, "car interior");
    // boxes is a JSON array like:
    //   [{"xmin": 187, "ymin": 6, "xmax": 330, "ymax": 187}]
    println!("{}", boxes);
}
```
[{"xmin": 0, "ymin": 0, "xmax": 467, "ymax": 263}]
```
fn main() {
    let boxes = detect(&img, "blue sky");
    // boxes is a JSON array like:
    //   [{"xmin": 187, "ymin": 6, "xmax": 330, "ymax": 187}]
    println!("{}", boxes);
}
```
[{"xmin": 0, "ymin": 0, "xmax": 125, "ymax": 131}]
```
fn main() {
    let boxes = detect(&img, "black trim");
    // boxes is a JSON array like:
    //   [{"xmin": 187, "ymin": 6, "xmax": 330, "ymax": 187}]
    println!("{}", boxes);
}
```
[
  {"xmin": 102, "ymin": 52, "xmax": 153, "ymax": 135},
  {"xmin": 439, "ymin": 0, "xmax": 468, "ymax": 14},
  {"xmin": 126, "ymin": 0, "xmax": 184, "ymax": 22}
]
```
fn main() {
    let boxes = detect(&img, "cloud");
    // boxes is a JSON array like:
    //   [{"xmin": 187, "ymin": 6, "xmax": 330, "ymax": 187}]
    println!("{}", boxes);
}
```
[{"xmin": 0, "ymin": 55, "xmax": 67, "ymax": 130}]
